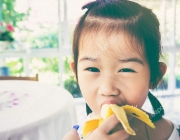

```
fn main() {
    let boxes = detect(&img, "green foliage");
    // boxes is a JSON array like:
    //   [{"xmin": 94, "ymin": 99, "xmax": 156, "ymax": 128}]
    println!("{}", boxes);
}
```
[
  {"xmin": 1, "ymin": 0, "xmax": 58, "ymax": 49},
  {"xmin": 5, "ymin": 57, "xmax": 77, "ymax": 96},
  {"xmin": 30, "ymin": 57, "xmax": 59, "ymax": 73},
  {"xmin": 5, "ymin": 58, "xmax": 23, "ymax": 75},
  {"xmin": 28, "ymin": 25, "xmax": 59, "ymax": 49},
  {"xmin": 64, "ymin": 76, "xmax": 81, "ymax": 97},
  {"xmin": 2, "ymin": 0, "xmax": 29, "ymax": 26},
  {"xmin": 3, "ymin": 56, "xmax": 80, "ymax": 97}
]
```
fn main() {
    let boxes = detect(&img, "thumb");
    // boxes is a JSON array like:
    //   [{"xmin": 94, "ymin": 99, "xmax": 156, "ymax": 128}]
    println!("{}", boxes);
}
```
[{"xmin": 98, "ymin": 114, "xmax": 120, "ymax": 134}]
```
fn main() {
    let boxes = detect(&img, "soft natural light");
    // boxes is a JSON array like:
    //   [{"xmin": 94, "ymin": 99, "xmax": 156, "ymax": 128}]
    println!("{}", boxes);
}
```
[{"xmin": 0, "ymin": 1, "xmax": 180, "ymax": 140}]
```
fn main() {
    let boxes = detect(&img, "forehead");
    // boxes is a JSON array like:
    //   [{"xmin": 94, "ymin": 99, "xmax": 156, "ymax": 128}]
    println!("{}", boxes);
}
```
[{"xmin": 79, "ymin": 31, "xmax": 145, "ymax": 59}]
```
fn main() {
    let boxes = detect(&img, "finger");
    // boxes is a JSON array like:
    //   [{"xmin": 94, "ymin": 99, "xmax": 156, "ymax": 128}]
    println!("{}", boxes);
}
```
[
  {"xmin": 110, "ymin": 129, "xmax": 129, "ymax": 140},
  {"xmin": 62, "ymin": 129, "xmax": 80, "ymax": 140},
  {"xmin": 98, "ymin": 114, "xmax": 120, "ymax": 134}
]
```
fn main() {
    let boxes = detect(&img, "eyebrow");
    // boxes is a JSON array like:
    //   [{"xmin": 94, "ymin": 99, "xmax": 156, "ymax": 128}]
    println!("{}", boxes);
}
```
[
  {"xmin": 118, "ymin": 57, "xmax": 144, "ymax": 65},
  {"xmin": 79, "ymin": 56, "xmax": 144, "ymax": 65},
  {"xmin": 79, "ymin": 57, "xmax": 98, "ymax": 62}
]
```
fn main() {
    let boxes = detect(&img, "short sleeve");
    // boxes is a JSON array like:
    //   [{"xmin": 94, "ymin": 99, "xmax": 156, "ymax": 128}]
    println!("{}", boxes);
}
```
[
  {"xmin": 168, "ymin": 122, "xmax": 180, "ymax": 140},
  {"xmin": 77, "ymin": 124, "xmax": 83, "ymax": 140}
]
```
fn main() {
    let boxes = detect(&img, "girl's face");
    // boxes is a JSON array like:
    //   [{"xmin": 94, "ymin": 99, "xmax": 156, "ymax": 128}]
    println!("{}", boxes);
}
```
[{"xmin": 74, "ymin": 32, "xmax": 151, "ymax": 115}]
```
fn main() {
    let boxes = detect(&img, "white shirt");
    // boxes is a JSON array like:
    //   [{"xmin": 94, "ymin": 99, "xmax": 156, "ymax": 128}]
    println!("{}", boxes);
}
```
[{"xmin": 168, "ymin": 122, "xmax": 180, "ymax": 140}]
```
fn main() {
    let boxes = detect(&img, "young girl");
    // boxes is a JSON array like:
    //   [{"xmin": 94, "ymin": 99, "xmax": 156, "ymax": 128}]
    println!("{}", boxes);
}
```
[{"xmin": 63, "ymin": 0, "xmax": 180, "ymax": 139}]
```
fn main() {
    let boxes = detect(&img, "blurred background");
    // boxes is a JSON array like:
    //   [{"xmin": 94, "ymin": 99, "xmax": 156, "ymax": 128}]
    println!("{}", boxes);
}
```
[{"xmin": 0, "ymin": 0, "xmax": 180, "ymax": 123}]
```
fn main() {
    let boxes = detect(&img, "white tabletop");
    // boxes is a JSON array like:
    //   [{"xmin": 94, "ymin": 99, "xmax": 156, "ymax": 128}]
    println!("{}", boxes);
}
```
[{"xmin": 0, "ymin": 80, "xmax": 77, "ymax": 140}]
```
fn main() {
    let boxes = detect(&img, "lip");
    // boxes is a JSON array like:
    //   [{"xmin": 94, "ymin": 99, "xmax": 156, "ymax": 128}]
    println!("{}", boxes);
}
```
[{"xmin": 101, "ymin": 100, "xmax": 120, "ymax": 107}]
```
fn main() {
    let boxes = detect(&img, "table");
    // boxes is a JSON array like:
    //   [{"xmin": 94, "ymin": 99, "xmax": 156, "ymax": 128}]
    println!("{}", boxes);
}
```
[{"xmin": 0, "ymin": 80, "xmax": 77, "ymax": 140}]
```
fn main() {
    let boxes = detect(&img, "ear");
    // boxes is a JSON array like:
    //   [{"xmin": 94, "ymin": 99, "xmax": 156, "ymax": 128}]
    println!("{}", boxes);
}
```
[
  {"xmin": 149, "ymin": 62, "xmax": 167, "ymax": 89},
  {"xmin": 159, "ymin": 62, "xmax": 167, "ymax": 77},
  {"xmin": 70, "ymin": 61, "xmax": 76, "ymax": 75}
]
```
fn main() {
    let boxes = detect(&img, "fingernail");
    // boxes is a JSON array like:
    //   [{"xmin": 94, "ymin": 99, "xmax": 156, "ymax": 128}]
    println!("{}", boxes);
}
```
[{"xmin": 73, "ymin": 125, "xmax": 79, "ymax": 131}]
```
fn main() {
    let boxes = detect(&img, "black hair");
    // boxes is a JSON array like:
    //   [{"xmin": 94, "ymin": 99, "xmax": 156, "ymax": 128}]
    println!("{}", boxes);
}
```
[{"xmin": 73, "ymin": 0, "xmax": 165, "ymax": 121}]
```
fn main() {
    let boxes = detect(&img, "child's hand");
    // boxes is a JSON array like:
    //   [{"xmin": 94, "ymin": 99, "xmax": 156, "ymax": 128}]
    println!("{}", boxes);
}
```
[
  {"xmin": 62, "ymin": 129, "xmax": 80, "ymax": 140},
  {"xmin": 84, "ymin": 114, "xmax": 129, "ymax": 140}
]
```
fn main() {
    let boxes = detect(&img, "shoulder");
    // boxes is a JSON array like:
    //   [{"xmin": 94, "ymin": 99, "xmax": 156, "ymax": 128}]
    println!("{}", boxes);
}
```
[{"xmin": 148, "ymin": 117, "xmax": 174, "ymax": 140}]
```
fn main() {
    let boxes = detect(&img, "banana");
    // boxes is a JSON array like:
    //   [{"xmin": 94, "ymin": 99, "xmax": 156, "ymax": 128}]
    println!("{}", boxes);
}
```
[
  {"xmin": 82, "ymin": 104, "xmax": 155, "ymax": 138},
  {"xmin": 122, "ymin": 105, "xmax": 155, "ymax": 129},
  {"xmin": 110, "ymin": 104, "xmax": 136, "ymax": 135}
]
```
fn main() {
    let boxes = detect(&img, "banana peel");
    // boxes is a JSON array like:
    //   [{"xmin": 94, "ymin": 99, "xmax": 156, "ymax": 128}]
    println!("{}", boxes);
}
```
[
  {"xmin": 122, "ymin": 105, "xmax": 155, "ymax": 129},
  {"xmin": 82, "ymin": 104, "xmax": 155, "ymax": 138}
]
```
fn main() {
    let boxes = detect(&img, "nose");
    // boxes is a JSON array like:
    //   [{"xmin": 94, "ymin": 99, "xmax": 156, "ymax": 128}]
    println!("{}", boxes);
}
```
[{"xmin": 98, "ymin": 76, "xmax": 120, "ymax": 96}]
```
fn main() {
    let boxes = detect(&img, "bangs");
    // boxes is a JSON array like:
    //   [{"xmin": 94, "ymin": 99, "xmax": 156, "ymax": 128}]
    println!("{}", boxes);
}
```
[{"xmin": 79, "ymin": 16, "xmax": 145, "ymax": 59}]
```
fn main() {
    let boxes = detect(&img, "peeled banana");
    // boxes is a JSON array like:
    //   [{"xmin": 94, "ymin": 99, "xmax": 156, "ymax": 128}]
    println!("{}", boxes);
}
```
[{"xmin": 82, "ymin": 104, "xmax": 155, "ymax": 138}]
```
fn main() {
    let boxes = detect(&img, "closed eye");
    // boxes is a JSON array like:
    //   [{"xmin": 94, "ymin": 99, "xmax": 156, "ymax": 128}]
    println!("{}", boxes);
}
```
[
  {"xmin": 85, "ymin": 67, "xmax": 100, "ymax": 72},
  {"xmin": 118, "ymin": 68, "xmax": 135, "ymax": 72}
]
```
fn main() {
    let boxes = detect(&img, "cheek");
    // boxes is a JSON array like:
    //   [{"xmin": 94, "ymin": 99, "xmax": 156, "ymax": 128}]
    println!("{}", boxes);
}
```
[
  {"xmin": 125, "ymin": 88, "xmax": 149, "ymax": 108},
  {"xmin": 78, "ymin": 81, "xmax": 98, "ymax": 113},
  {"xmin": 78, "ymin": 73, "xmax": 95, "ymax": 105},
  {"xmin": 120, "ymin": 76, "xmax": 150, "ymax": 107},
  {"xmin": 77, "ymin": 66, "xmax": 99, "ymax": 90},
  {"xmin": 77, "ymin": 70, "xmax": 100, "ymax": 113},
  {"xmin": 77, "ymin": 71, "xmax": 93, "ymax": 93}
]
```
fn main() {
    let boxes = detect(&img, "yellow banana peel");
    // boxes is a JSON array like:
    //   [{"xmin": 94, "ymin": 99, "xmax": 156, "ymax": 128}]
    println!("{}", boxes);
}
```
[{"xmin": 82, "ymin": 104, "xmax": 155, "ymax": 138}]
